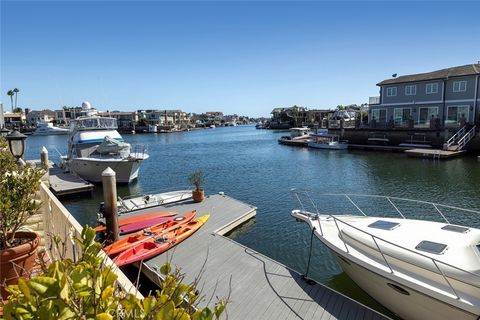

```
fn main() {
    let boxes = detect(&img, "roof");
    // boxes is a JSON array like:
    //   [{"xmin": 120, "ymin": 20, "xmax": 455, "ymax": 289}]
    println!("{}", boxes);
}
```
[{"xmin": 377, "ymin": 64, "xmax": 480, "ymax": 86}]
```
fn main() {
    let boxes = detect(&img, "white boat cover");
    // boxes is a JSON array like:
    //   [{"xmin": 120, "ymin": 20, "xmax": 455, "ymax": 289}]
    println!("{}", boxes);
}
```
[{"xmin": 96, "ymin": 136, "xmax": 130, "ymax": 155}]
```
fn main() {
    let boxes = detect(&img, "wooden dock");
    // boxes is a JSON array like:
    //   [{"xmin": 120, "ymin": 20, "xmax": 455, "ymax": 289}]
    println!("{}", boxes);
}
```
[
  {"xmin": 404, "ymin": 148, "xmax": 466, "ymax": 159},
  {"xmin": 49, "ymin": 165, "xmax": 94, "ymax": 196},
  {"xmin": 120, "ymin": 194, "xmax": 389, "ymax": 319}
]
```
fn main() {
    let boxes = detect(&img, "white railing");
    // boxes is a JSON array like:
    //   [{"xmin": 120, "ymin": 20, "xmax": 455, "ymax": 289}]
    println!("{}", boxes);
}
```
[
  {"xmin": 37, "ymin": 182, "xmax": 143, "ymax": 299},
  {"xmin": 444, "ymin": 126, "xmax": 466, "ymax": 150},
  {"xmin": 457, "ymin": 126, "xmax": 476, "ymax": 150},
  {"xmin": 291, "ymin": 190, "xmax": 480, "ymax": 300},
  {"xmin": 369, "ymin": 96, "xmax": 380, "ymax": 105}
]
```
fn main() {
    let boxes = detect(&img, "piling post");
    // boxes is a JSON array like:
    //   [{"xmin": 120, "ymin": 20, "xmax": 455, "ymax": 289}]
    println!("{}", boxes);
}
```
[
  {"xmin": 102, "ymin": 167, "xmax": 119, "ymax": 243},
  {"xmin": 40, "ymin": 146, "xmax": 49, "ymax": 170},
  {"xmin": 40, "ymin": 146, "xmax": 50, "ymax": 185}
]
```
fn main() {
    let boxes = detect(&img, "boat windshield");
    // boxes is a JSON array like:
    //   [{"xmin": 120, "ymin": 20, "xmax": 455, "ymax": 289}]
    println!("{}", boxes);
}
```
[{"xmin": 72, "ymin": 117, "xmax": 117, "ymax": 130}]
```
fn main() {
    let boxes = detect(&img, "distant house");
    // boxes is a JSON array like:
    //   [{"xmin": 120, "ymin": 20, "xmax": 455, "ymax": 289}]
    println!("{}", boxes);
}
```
[
  {"xmin": 97, "ymin": 111, "xmax": 138, "ymax": 131},
  {"xmin": 144, "ymin": 110, "xmax": 189, "ymax": 127},
  {"xmin": 3, "ymin": 112, "xmax": 26, "ymax": 129},
  {"xmin": 369, "ymin": 63, "xmax": 480, "ymax": 127},
  {"xmin": 26, "ymin": 109, "xmax": 56, "ymax": 125}
]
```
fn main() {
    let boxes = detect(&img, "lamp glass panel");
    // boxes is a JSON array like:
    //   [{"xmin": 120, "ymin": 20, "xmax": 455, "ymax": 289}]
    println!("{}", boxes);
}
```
[{"xmin": 10, "ymin": 139, "xmax": 24, "ymax": 157}]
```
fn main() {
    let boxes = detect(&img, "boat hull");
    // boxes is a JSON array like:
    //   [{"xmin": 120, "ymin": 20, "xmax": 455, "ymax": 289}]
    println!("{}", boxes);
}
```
[
  {"xmin": 332, "ymin": 249, "xmax": 478, "ymax": 320},
  {"xmin": 69, "ymin": 158, "xmax": 142, "ymax": 184},
  {"xmin": 308, "ymin": 142, "xmax": 348, "ymax": 150}
]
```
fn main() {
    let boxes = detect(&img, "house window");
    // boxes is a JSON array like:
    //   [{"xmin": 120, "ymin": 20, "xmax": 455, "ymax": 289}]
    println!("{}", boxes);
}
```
[
  {"xmin": 453, "ymin": 80, "xmax": 467, "ymax": 92},
  {"xmin": 426, "ymin": 83, "xmax": 438, "ymax": 94},
  {"xmin": 405, "ymin": 85, "xmax": 416, "ymax": 96},
  {"xmin": 394, "ymin": 108, "xmax": 411, "ymax": 126},
  {"xmin": 371, "ymin": 109, "xmax": 387, "ymax": 122},
  {"xmin": 387, "ymin": 87, "xmax": 397, "ymax": 97},
  {"xmin": 386, "ymin": 87, "xmax": 397, "ymax": 97},
  {"xmin": 418, "ymin": 107, "xmax": 439, "ymax": 125},
  {"xmin": 446, "ymin": 105, "xmax": 469, "ymax": 125}
]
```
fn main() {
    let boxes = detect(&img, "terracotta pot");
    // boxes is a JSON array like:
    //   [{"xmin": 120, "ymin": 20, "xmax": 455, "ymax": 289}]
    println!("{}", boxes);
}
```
[
  {"xmin": 192, "ymin": 189, "xmax": 205, "ymax": 203},
  {"xmin": 0, "ymin": 231, "xmax": 39, "ymax": 299}
]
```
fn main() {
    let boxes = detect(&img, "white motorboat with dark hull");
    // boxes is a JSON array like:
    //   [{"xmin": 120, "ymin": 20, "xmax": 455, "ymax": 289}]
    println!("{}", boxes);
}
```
[
  {"xmin": 307, "ymin": 133, "xmax": 348, "ymax": 150},
  {"xmin": 291, "ymin": 191, "xmax": 480, "ymax": 320},
  {"xmin": 61, "ymin": 116, "xmax": 149, "ymax": 184}
]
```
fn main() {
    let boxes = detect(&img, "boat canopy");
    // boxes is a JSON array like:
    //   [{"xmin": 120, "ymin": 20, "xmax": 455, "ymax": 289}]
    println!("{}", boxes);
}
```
[{"xmin": 71, "ymin": 117, "xmax": 117, "ymax": 131}]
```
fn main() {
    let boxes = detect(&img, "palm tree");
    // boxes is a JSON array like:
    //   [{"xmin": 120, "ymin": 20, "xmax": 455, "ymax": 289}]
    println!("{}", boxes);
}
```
[
  {"xmin": 13, "ymin": 88, "xmax": 19, "ymax": 109},
  {"xmin": 7, "ymin": 90, "xmax": 14, "ymax": 112}
]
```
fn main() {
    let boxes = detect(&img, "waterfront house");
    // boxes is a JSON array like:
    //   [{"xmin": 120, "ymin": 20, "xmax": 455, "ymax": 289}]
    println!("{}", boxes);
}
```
[
  {"xmin": 3, "ymin": 112, "xmax": 26, "ymax": 129},
  {"xmin": 26, "ymin": 109, "xmax": 56, "ymax": 126},
  {"xmin": 369, "ymin": 63, "xmax": 480, "ymax": 128},
  {"xmin": 144, "ymin": 109, "xmax": 190, "ymax": 128},
  {"xmin": 55, "ymin": 102, "xmax": 98, "ymax": 124},
  {"xmin": 97, "ymin": 111, "xmax": 138, "ymax": 131}
]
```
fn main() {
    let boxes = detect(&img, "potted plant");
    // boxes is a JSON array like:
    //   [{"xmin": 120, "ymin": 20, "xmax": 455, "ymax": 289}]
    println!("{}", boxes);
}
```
[
  {"xmin": 188, "ymin": 170, "xmax": 205, "ymax": 202},
  {"xmin": 0, "ymin": 139, "xmax": 43, "ymax": 299}
]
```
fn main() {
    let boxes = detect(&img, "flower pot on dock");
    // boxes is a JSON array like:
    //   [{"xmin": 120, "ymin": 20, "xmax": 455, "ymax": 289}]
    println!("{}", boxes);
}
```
[
  {"xmin": 0, "ymin": 231, "xmax": 39, "ymax": 299},
  {"xmin": 192, "ymin": 189, "xmax": 205, "ymax": 202}
]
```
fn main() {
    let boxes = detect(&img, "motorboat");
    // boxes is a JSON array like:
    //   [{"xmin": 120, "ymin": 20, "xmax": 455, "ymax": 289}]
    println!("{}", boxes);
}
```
[
  {"xmin": 307, "ymin": 133, "xmax": 348, "ymax": 150},
  {"xmin": 291, "ymin": 191, "xmax": 480, "ymax": 320},
  {"xmin": 61, "ymin": 116, "xmax": 149, "ymax": 184},
  {"xmin": 278, "ymin": 127, "xmax": 313, "ymax": 146},
  {"xmin": 32, "ymin": 122, "xmax": 69, "ymax": 135},
  {"xmin": 99, "ymin": 189, "xmax": 193, "ymax": 216}
]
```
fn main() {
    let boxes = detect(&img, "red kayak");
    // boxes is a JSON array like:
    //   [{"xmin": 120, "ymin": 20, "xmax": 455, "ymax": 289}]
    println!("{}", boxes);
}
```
[
  {"xmin": 113, "ymin": 215, "xmax": 209, "ymax": 267},
  {"xmin": 103, "ymin": 211, "xmax": 196, "ymax": 257},
  {"xmin": 95, "ymin": 211, "xmax": 177, "ymax": 232}
]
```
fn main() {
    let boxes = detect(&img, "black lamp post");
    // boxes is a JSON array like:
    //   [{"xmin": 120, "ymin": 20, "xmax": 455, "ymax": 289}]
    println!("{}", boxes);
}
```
[
  {"xmin": 0, "ymin": 127, "xmax": 10, "ymax": 137},
  {"xmin": 6, "ymin": 130, "xmax": 27, "ymax": 166}
]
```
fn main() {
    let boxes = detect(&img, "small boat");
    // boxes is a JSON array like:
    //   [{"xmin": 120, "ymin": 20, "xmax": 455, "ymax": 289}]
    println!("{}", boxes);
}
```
[
  {"xmin": 32, "ymin": 122, "xmax": 69, "ymax": 135},
  {"xmin": 113, "ymin": 214, "xmax": 209, "ymax": 266},
  {"xmin": 307, "ymin": 133, "xmax": 348, "ymax": 150},
  {"xmin": 291, "ymin": 191, "xmax": 480, "ymax": 320},
  {"xmin": 95, "ymin": 211, "xmax": 177, "ymax": 232},
  {"xmin": 110, "ymin": 190, "xmax": 192, "ymax": 215},
  {"xmin": 278, "ymin": 127, "xmax": 314, "ymax": 146},
  {"xmin": 103, "ymin": 211, "xmax": 196, "ymax": 256}
]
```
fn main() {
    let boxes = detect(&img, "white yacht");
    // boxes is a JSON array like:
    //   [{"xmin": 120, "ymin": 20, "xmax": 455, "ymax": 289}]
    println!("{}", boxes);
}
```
[
  {"xmin": 291, "ymin": 192, "xmax": 480, "ymax": 320},
  {"xmin": 33, "ymin": 122, "xmax": 69, "ymax": 135},
  {"xmin": 61, "ymin": 116, "xmax": 149, "ymax": 184},
  {"xmin": 307, "ymin": 133, "xmax": 348, "ymax": 150}
]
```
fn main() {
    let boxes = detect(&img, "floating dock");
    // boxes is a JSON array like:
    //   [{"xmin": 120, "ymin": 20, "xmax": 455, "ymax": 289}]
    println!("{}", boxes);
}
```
[
  {"xmin": 120, "ymin": 194, "xmax": 389, "ymax": 319},
  {"xmin": 49, "ymin": 165, "xmax": 94, "ymax": 196},
  {"xmin": 404, "ymin": 148, "xmax": 466, "ymax": 159}
]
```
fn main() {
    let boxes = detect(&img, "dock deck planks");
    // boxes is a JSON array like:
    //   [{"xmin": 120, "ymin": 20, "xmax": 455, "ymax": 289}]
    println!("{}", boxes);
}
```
[
  {"xmin": 120, "ymin": 194, "xmax": 390, "ymax": 320},
  {"xmin": 404, "ymin": 148, "xmax": 465, "ymax": 159},
  {"xmin": 49, "ymin": 165, "xmax": 94, "ymax": 196}
]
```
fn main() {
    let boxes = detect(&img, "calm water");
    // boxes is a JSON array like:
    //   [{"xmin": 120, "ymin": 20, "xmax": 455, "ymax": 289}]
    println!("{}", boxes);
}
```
[{"xmin": 24, "ymin": 126, "xmax": 480, "ymax": 314}]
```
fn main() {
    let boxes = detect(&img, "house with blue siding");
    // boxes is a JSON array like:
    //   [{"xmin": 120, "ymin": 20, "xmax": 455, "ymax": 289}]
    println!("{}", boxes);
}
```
[{"xmin": 369, "ymin": 64, "xmax": 480, "ymax": 128}]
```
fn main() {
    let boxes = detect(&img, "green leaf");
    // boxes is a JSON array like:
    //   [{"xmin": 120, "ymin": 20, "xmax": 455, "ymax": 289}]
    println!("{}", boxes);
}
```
[
  {"xmin": 18, "ymin": 278, "xmax": 31, "ymax": 300},
  {"xmin": 160, "ymin": 262, "xmax": 172, "ymax": 275},
  {"xmin": 192, "ymin": 308, "xmax": 214, "ymax": 320},
  {"xmin": 101, "ymin": 287, "xmax": 115, "ymax": 300},
  {"xmin": 95, "ymin": 313, "xmax": 113, "ymax": 320},
  {"xmin": 155, "ymin": 300, "xmax": 175, "ymax": 320},
  {"xmin": 28, "ymin": 276, "xmax": 56, "ymax": 294},
  {"xmin": 143, "ymin": 296, "xmax": 157, "ymax": 314}
]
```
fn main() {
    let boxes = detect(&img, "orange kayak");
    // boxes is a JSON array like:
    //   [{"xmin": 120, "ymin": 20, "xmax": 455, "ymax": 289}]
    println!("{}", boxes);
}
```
[
  {"xmin": 113, "ymin": 214, "xmax": 209, "ymax": 267},
  {"xmin": 103, "ymin": 211, "xmax": 196, "ymax": 256},
  {"xmin": 95, "ymin": 211, "xmax": 177, "ymax": 232}
]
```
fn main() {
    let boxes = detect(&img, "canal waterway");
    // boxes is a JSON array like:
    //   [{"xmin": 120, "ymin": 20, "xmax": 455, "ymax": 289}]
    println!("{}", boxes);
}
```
[{"xmin": 24, "ymin": 125, "xmax": 480, "ymax": 315}]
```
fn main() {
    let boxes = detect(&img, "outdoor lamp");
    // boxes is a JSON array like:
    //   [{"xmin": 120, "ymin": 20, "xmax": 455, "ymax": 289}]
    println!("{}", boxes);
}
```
[
  {"xmin": 0, "ymin": 127, "xmax": 10, "ymax": 137},
  {"xmin": 6, "ymin": 130, "xmax": 27, "ymax": 160}
]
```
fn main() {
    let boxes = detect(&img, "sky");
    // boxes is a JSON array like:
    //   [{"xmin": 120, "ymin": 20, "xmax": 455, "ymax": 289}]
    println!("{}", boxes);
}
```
[{"xmin": 1, "ymin": 1, "xmax": 479, "ymax": 117}]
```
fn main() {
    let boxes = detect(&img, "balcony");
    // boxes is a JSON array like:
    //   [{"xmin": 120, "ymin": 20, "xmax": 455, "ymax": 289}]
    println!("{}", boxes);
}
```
[{"xmin": 369, "ymin": 96, "xmax": 380, "ymax": 105}]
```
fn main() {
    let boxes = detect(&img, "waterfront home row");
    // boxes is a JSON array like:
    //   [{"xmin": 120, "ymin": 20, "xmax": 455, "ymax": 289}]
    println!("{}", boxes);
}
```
[{"xmin": 369, "ymin": 63, "xmax": 480, "ymax": 127}]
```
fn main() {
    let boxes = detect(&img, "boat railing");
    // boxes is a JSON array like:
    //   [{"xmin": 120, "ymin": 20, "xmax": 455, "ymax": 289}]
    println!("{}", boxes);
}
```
[
  {"xmin": 291, "ymin": 189, "xmax": 480, "ymax": 300},
  {"xmin": 130, "ymin": 144, "xmax": 148, "ymax": 159}
]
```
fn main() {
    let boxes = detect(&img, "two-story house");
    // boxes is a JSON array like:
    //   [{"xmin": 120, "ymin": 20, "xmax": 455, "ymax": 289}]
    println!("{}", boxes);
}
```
[{"xmin": 369, "ymin": 64, "xmax": 480, "ymax": 128}]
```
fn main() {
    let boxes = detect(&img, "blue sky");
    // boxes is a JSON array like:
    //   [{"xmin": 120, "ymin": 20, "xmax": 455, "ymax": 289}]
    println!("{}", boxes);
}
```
[{"xmin": 1, "ymin": 1, "xmax": 479, "ymax": 117}]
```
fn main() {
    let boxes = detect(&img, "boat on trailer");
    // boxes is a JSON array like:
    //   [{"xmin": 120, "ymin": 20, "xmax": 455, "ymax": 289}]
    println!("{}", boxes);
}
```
[{"xmin": 291, "ymin": 191, "xmax": 480, "ymax": 320}]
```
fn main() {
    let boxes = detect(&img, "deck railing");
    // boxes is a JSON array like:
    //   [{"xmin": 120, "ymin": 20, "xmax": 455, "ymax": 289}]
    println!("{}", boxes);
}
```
[
  {"xmin": 291, "ymin": 190, "xmax": 480, "ymax": 300},
  {"xmin": 31, "ymin": 182, "xmax": 143, "ymax": 299}
]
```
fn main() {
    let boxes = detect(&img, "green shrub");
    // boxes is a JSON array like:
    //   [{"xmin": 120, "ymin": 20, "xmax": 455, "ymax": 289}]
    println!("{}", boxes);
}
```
[{"xmin": 2, "ymin": 226, "xmax": 227, "ymax": 319}]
